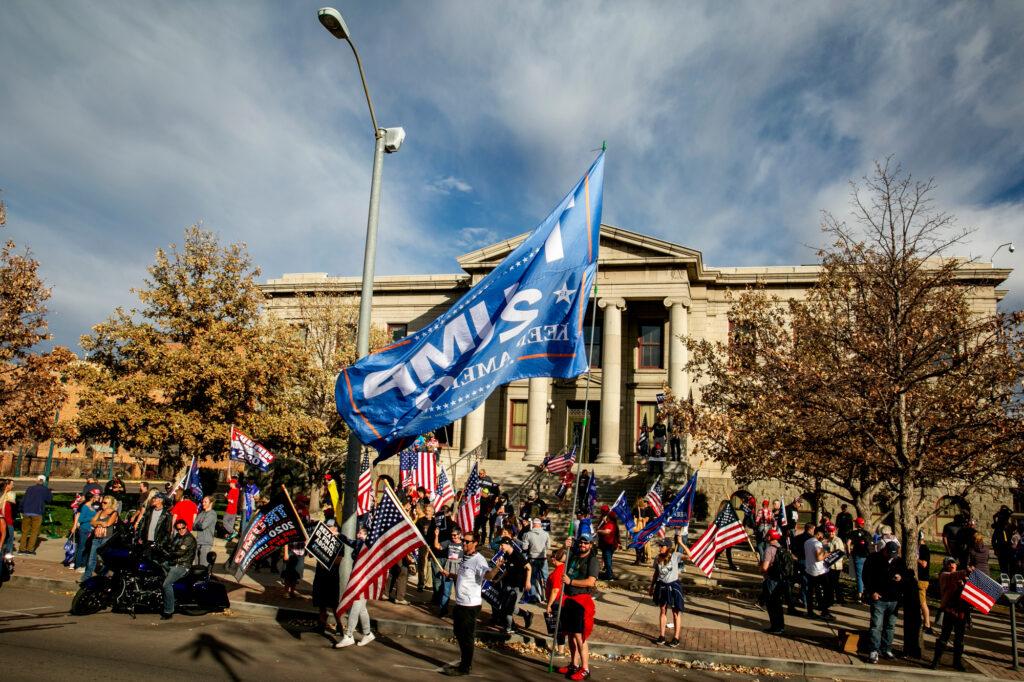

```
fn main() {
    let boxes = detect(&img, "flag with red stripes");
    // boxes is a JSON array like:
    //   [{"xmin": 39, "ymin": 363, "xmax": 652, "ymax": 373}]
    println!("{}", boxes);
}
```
[
  {"xmin": 457, "ymin": 463, "xmax": 481, "ymax": 533},
  {"xmin": 687, "ymin": 504, "xmax": 748, "ymax": 577},
  {"xmin": 432, "ymin": 466, "xmax": 455, "ymax": 512},
  {"xmin": 543, "ymin": 444, "xmax": 577, "ymax": 475},
  {"xmin": 414, "ymin": 449, "xmax": 438, "ymax": 491},
  {"xmin": 357, "ymin": 451, "xmax": 373, "ymax": 516},
  {"xmin": 961, "ymin": 569, "xmax": 1005, "ymax": 614},
  {"xmin": 335, "ymin": 484, "xmax": 426, "ymax": 617},
  {"xmin": 645, "ymin": 479, "xmax": 663, "ymax": 517}
]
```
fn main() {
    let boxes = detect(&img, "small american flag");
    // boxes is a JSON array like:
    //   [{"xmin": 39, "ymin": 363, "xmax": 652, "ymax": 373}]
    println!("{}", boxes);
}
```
[
  {"xmin": 544, "ymin": 444, "xmax": 577, "ymax": 475},
  {"xmin": 357, "ymin": 450, "xmax": 373, "ymax": 516},
  {"xmin": 336, "ymin": 483, "xmax": 426, "ymax": 617},
  {"xmin": 457, "ymin": 463, "xmax": 481, "ymax": 533},
  {"xmin": 646, "ymin": 480, "xmax": 664, "ymax": 516},
  {"xmin": 688, "ymin": 504, "xmax": 748, "ymax": 577},
  {"xmin": 637, "ymin": 413, "xmax": 650, "ymax": 453},
  {"xmin": 961, "ymin": 569, "xmax": 1005, "ymax": 614},
  {"xmin": 432, "ymin": 466, "xmax": 455, "ymax": 512}
]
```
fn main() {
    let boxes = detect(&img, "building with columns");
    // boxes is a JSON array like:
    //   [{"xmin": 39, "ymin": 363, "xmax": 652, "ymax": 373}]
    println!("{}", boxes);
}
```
[{"xmin": 260, "ymin": 225, "xmax": 1012, "ymax": 526}]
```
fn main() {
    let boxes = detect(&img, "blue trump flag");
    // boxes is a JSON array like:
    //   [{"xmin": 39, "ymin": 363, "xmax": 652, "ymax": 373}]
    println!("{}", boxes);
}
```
[
  {"xmin": 336, "ymin": 153, "xmax": 606, "ymax": 460},
  {"xmin": 629, "ymin": 472, "xmax": 698, "ymax": 548},
  {"xmin": 611, "ymin": 491, "xmax": 636, "ymax": 534}
]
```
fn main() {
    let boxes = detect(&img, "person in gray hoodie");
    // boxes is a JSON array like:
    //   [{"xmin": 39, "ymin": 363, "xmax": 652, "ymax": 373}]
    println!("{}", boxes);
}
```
[
  {"xmin": 522, "ymin": 517, "xmax": 550, "ymax": 601},
  {"xmin": 192, "ymin": 496, "xmax": 218, "ymax": 565}
]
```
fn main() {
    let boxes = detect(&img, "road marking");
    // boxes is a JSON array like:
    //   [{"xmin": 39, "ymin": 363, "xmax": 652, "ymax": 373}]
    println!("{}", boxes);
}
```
[{"xmin": 0, "ymin": 606, "xmax": 59, "ymax": 616}]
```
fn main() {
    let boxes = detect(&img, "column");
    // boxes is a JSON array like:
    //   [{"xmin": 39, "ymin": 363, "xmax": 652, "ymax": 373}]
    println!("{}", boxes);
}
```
[
  {"xmin": 462, "ymin": 403, "xmax": 485, "ymax": 455},
  {"xmin": 597, "ymin": 298, "xmax": 625, "ymax": 464},
  {"xmin": 664, "ymin": 298, "xmax": 689, "ymax": 400},
  {"xmin": 524, "ymin": 377, "xmax": 551, "ymax": 463}
]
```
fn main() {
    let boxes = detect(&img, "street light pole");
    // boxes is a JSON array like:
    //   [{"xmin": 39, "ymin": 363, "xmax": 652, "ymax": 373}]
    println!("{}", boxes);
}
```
[{"xmin": 318, "ymin": 6, "xmax": 404, "ymax": 597}]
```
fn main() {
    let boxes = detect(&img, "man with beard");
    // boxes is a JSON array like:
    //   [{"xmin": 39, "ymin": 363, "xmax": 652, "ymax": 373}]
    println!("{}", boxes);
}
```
[{"xmin": 556, "ymin": 531, "xmax": 602, "ymax": 681}]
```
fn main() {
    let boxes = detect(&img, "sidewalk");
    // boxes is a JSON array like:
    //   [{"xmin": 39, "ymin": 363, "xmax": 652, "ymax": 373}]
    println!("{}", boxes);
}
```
[{"xmin": 8, "ymin": 536, "xmax": 1017, "ymax": 680}]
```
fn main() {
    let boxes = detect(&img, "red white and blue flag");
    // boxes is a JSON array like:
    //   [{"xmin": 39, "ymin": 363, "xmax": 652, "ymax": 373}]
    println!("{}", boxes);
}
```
[
  {"xmin": 400, "ymin": 447, "xmax": 438, "ymax": 492},
  {"xmin": 357, "ymin": 450, "xmax": 373, "ymax": 516},
  {"xmin": 457, "ymin": 463, "xmax": 482, "ymax": 533},
  {"xmin": 543, "ymin": 444, "xmax": 577, "ymax": 475},
  {"xmin": 961, "ymin": 569, "xmax": 1005, "ymax": 614},
  {"xmin": 688, "ymin": 504, "xmax": 748, "ymax": 577},
  {"xmin": 229, "ymin": 426, "xmax": 276, "ymax": 472},
  {"xmin": 432, "ymin": 466, "xmax": 455, "ymax": 513},
  {"xmin": 646, "ymin": 479, "xmax": 664, "ymax": 516},
  {"xmin": 336, "ymin": 484, "xmax": 426, "ymax": 616}
]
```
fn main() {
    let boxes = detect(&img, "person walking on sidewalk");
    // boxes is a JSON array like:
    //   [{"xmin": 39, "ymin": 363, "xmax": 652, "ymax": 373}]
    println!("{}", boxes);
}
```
[
  {"xmin": 335, "ymin": 526, "xmax": 376, "ymax": 648},
  {"xmin": 18, "ymin": 475, "xmax": 52, "ymax": 554},
  {"xmin": 441, "ymin": 530, "xmax": 502, "ymax": 677},
  {"xmin": 556, "ymin": 531, "xmax": 601, "ymax": 682},
  {"xmin": 523, "ymin": 517, "xmax": 550, "ymax": 602},
  {"xmin": 863, "ymin": 541, "xmax": 906, "ymax": 664},
  {"xmin": 760, "ymin": 529, "xmax": 789, "ymax": 635},
  {"xmin": 650, "ymin": 537, "xmax": 685, "ymax": 647},
  {"xmin": 929, "ymin": 557, "xmax": 969, "ymax": 672},
  {"xmin": 847, "ymin": 517, "xmax": 871, "ymax": 601}
]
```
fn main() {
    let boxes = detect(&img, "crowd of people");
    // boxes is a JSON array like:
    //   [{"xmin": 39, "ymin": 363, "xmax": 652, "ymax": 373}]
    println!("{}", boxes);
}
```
[{"xmin": 0, "ymin": 468, "xmax": 1015, "ymax": 676}]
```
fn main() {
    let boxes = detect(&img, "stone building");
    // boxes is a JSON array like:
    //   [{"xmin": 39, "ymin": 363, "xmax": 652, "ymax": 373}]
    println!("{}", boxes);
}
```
[{"xmin": 260, "ymin": 225, "xmax": 1014, "ymax": 535}]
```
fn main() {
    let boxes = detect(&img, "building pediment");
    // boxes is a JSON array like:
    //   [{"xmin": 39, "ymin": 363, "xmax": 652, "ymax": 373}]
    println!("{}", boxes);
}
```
[{"xmin": 457, "ymin": 223, "xmax": 705, "ymax": 273}]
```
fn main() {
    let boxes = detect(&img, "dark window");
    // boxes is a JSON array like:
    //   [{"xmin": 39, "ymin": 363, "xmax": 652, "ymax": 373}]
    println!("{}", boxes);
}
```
[
  {"xmin": 638, "ymin": 322, "xmax": 663, "ymax": 369},
  {"xmin": 387, "ymin": 323, "xmax": 408, "ymax": 342},
  {"xmin": 508, "ymin": 400, "xmax": 528, "ymax": 449}
]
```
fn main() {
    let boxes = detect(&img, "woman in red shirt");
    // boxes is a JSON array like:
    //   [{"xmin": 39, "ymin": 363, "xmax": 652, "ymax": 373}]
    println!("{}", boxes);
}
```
[{"xmin": 545, "ymin": 548, "xmax": 567, "ymax": 655}]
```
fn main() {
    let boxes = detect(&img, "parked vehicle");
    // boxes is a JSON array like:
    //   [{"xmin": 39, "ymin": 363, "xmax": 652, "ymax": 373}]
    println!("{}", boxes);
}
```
[{"xmin": 70, "ymin": 524, "xmax": 229, "ymax": 617}]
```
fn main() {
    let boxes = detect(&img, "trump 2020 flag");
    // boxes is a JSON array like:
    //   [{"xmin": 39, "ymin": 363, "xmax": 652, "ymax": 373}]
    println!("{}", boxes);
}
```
[
  {"xmin": 336, "ymin": 153, "xmax": 605, "ymax": 459},
  {"xmin": 611, "ymin": 491, "xmax": 636, "ymax": 534}
]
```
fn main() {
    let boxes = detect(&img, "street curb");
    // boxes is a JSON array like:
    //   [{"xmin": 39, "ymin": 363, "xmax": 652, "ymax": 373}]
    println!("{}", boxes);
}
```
[{"xmin": 8, "ymin": 573, "xmax": 989, "ymax": 681}]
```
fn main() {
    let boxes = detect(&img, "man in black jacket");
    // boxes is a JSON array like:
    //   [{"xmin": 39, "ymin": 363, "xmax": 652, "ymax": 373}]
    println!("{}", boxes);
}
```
[
  {"xmin": 862, "ymin": 541, "xmax": 906, "ymax": 664},
  {"xmin": 160, "ymin": 519, "xmax": 197, "ymax": 619},
  {"xmin": 137, "ymin": 495, "xmax": 172, "ymax": 547}
]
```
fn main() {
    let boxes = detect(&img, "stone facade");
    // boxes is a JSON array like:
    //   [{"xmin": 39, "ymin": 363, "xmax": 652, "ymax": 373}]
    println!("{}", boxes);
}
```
[{"xmin": 260, "ymin": 225, "xmax": 1015, "ymax": 537}]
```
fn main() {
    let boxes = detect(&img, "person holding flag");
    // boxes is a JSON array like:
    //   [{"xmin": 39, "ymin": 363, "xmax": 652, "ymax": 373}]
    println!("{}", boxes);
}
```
[
  {"xmin": 555, "ymin": 530, "xmax": 601, "ymax": 681},
  {"xmin": 595, "ymin": 504, "xmax": 620, "ymax": 581},
  {"xmin": 929, "ymin": 557, "xmax": 972, "ymax": 671},
  {"xmin": 649, "ymin": 535, "xmax": 685, "ymax": 647},
  {"xmin": 334, "ymin": 525, "xmax": 375, "ymax": 648}
]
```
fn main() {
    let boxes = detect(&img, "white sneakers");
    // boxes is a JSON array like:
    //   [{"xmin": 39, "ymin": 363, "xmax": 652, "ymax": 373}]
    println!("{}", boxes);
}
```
[{"xmin": 334, "ymin": 632, "xmax": 375, "ymax": 649}]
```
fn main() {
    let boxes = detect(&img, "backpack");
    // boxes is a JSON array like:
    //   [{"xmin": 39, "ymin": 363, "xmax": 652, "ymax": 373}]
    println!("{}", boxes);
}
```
[{"xmin": 770, "ymin": 545, "xmax": 796, "ymax": 580}]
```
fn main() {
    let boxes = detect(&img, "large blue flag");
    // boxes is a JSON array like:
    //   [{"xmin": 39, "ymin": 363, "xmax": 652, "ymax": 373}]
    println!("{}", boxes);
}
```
[{"xmin": 336, "ymin": 153, "xmax": 606, "ymax": 459}]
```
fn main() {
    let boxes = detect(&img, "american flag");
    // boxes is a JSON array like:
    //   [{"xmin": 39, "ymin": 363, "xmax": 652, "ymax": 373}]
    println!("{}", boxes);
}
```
[
  {"xmin": 637, "ymin": 413, "xmax": 650, "ymax": 454},
  {"xmin": 335, "ymin": 483, "xmax": 426, "ymax": 617},
  {"xmin": 457, "ymin": 463, "xmax": 481, "ymax": 533},
  {"xmin": 432, "ymin": 466, "xmax": 455, "ymax": 512},
  {"xmin": 543, "ymin": 444, "xmax": 577, "ymax": 475},
  {"xmin": 688, "ymin": 504, "xmax": 748, "ymax": 577},
  {"xmin": 778, "ymin": 496, "xmax": 788, "ymax": 528},
  {"xmin": 400, "ymin": 447, "xmax": 438, "ymax": 492},
  {"xmin": 961, "ymin": 569, "xmax": 1005, "ymax": 614},
  {"xmin": 646, "ymin": 480, "xmax": 664, "ymax": 516},
  {"xmin": 357, "ymin": 450, "xmax": 373, "ymax": 516}
]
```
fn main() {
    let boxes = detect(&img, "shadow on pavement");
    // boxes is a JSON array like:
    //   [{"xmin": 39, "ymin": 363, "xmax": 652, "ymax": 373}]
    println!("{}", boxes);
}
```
[{"xmin": 173, "ymin": 632, "xmax": 247, "ymax": 682}]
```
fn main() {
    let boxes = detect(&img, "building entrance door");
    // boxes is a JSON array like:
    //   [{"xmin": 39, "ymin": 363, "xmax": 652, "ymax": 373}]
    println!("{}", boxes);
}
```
[{"xmin": 566, "ymin": 402, "xmax": 599, "ymax": 464}]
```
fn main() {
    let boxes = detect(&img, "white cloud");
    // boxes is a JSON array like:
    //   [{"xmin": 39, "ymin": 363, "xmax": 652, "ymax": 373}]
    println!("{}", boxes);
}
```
[{"xmin": 427, "ymin": 176, "xmax": 474, "ymax": 195}]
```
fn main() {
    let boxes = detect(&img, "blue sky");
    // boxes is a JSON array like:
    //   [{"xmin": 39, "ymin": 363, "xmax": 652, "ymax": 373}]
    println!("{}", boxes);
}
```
[{"xmin": 2, "ymin": 1, "xmax": 1023, "ymax": 350}]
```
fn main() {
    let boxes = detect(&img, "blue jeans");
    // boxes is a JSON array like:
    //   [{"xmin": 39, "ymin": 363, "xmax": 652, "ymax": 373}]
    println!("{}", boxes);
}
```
[
  {"xmin": 82, "ymin": 536, "xmax": 108, "ymax": 581},
  {"xmin": 73, "ymin": 527, "xmax": 91, "ymax": 568},
  {"xmin": 868, "ymin": 599, "xmax": 899, "ymax": 653},
  {"xmin": 529, "ymin": 558, "xmax": 547, "ymax": 598},
  {"xmin": 600, "ymin": 547, "xmax": 615, "ymax": 579},
  {"xmin": 852, "ymin": 556, "xmax": 866, "ymax": 595},
  {"xmin": 433, "ymin": 565, "xmax": 454, "ymax": 613},
  {"xmin": 162, "ymin": 565, "xmax": 189, "ymax": 614},
  {"xmin": 795, "ymin": 561, "xmax": 808, "ymax": 605}
]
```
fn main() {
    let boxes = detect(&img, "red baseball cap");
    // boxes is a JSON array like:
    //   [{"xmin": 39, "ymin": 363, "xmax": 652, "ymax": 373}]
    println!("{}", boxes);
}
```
[{"xmin": 855, "ymin": 517, "xmax": 865, "ymax": 526}]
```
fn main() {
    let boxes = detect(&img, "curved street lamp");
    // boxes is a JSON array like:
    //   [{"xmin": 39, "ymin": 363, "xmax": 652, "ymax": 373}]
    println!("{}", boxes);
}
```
[{"xmin": 318, "ymin": 6, "xmax": 405, "ymax": 596}]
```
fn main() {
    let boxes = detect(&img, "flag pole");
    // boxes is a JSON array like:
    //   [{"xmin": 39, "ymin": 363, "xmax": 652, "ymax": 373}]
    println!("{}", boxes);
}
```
[
  {"xmin": 548, "ymin": 273, "xmax": 600, "ymax": 673},
  {"xmin": 280, "ymin": 484, "xmax": 310, "ymax": 542},
  {"xmin": 226, "ymin": 425, "xmax": 234, "ymax": 482}
]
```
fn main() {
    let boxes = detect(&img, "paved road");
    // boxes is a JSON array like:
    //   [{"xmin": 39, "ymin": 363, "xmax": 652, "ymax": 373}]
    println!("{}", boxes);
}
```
[{"xmin": 0, "ymin": 585, "xmax": 785, "ymax": 682}]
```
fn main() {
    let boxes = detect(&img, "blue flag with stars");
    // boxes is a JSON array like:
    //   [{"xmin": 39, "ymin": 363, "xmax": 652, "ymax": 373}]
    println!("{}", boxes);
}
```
[{"xmin": 336, "ymin": 153, "xmax": 606, "ymax": 460}]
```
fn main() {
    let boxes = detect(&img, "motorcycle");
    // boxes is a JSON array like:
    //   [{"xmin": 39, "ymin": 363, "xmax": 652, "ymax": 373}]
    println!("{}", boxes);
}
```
[{"xmin": 70, "ymin": 524, "xmax": 230, "ymax": 617}]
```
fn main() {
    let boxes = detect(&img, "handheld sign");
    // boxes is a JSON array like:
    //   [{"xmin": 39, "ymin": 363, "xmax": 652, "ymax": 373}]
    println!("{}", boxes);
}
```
[
  {"xmin": 305, "ymin": 521, "xmax": 342, "ymax": 570},
  {"xmin": 231, "ymin": 492, "xmax": 303, "ymax": 580}
]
